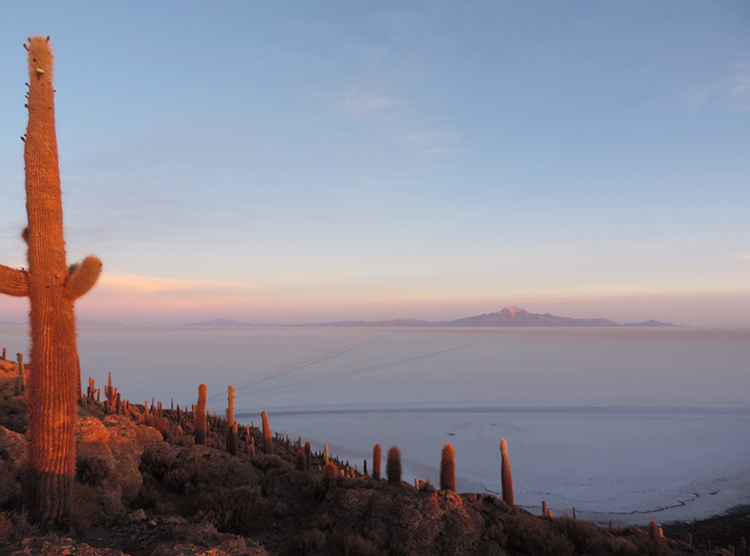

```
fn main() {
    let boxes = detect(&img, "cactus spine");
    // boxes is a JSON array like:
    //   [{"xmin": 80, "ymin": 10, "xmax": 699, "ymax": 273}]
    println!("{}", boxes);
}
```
[
  {"xmin": 0, "ymin": 37, "xmax": 102, "ymax": 528},
  {"xmin": 386, "ymin": 446, "xmax": 401, "ymax": 485},
  {"xmin": 195, "ymin": 384, "xmax": 207, "ymax": 444},
  {"xmin": 373, "ymin": 444, "xmax": 381, "ymax": 480},
  {"xmin": 500, "ymin": 438, "xmax": 514, "ymax": 506},
  {"xmin": 261, "ymin": 410, "xmax": 273, "ymax": 454},
  {"xmin": 440, "ymin": 444, "xmax": 456, "ymax": 491}
]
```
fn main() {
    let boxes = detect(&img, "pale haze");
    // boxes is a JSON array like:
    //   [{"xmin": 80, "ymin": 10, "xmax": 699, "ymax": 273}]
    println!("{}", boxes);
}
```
[{"xmin": 0, "ymin": 2, "xmax": 748, "ymax": 325}]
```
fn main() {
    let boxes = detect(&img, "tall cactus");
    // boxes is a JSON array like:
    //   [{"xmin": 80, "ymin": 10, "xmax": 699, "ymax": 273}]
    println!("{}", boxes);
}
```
[
  {"xmin": 195, "ymin": 384, "xmax": 207, "ymax": 444},
  {"xmin": 261, "ymin": 410, "xmax": 273, "ymax": 454},
  {"xmin": 386, "ymin": 446, "xmax": 401, "ymax": 485},
  {"xmin": 226, "ymin": 385, "xmax": 237, "ymax": 455},
  {"xmin": 500, "ymin": 438, "xmax": 514, "ymax": 506},
  {"xmin": 0, "ymin": 37, "xmax": 101, "ymax": 528},
  {"xmin": 372, "ymin": 444, "xmax": 381, "ymax": 480}
]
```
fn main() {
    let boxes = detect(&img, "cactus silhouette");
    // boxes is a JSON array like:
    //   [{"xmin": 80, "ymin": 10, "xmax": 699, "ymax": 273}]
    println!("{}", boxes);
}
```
[
  {"xmin": 440, "ymin": 444, "xmax": 456, "ymax": 491},
  {"xmin": 0, "ymin": 36, "xmax": 101, "ymax": 528},
  {"xmin": 500, "ymin": 438, "xmax": 514, "ymax": 506},
  {"xmin": 372, "ymin": 444, "xmax": 381, "ymax": 480},
  {"xmin": 195, "ymin": 384, "xmax": 207, "ymax": 444},
  {"xmin": 295, "ymin": 449, "xmax": 306, "ymax": 471},
  {"xmin": 386, "ymin": 446, "xmax": 401, "ymax": 485},
  {"xmin": 304, "ymin": 441, "xmax": 311, "ymax": 471}
]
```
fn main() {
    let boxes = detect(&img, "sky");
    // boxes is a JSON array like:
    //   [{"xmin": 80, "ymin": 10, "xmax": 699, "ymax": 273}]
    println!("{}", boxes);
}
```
[{"xmin": 0, "ymin": 1, "xmax": 748, "ymax": 326}]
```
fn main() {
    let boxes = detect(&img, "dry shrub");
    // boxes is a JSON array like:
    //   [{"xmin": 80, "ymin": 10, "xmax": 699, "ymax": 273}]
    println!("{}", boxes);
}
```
[
  {"xmin": 282, "ymin": 528, "xmax": 326, "ymax": 556},
  {"xmin": 183, "ymin": 458, "xmax": 209, "ymax": 485},
  {"xmin": 75, "ymin": 455, "xmax": 111, "ymax": 485},
  {"xmin": 140, "ymin": 444, "xmax": 175, "ymax": 480},
  {"xmin": 504, "ymin": 513, "xmax": 576, "ymax": 556},
  {"xmin": 554, "ymin": 517, "xmax": 639, "ymax": 556},
  {"xmin": 0, "ymin": 512, "xmax": 12, "ymax": 546},
  {"xmin": 310, "ymin": 511, "xmax": 336, "ymax": 531},
  {"xmin": 145, "ymin": 416, "xmax": 172, "ymax": 437},
  {"xmin": 487, "ymin": 522, "xmax": 508, "ymax": 547},
  {"xmin": 186, "ymin": 485, "xmax": 264, "ymax": 535},
  {"xmin": 0, "ymin": 510, "xmax": 37, "ymax": 545},
  {"xmin": 342, "ymin": 534, "xmax": 387, "ymax": 556},
  {"xmin": 251, "ymin": 453, "xmax": 286, "ymax": 472},
  {"xmin": 163, "ymin": 468, "xmax": 190, "ymax": 492},
  {"xmin": 69, "ymin": 483, "xmax": 102, "ymax": 530}
]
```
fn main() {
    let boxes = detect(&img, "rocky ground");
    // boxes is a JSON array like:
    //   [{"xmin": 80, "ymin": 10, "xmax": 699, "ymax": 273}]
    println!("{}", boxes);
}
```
[{"xmin": 0, "ymin": 357, "xmax": 743, "ymax": 555}]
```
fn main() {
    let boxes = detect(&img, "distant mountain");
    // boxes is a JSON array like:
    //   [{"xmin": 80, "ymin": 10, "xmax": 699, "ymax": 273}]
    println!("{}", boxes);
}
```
[
  {"xmin": 185, "ymin": 307, "xmax": 678, "ymax": 328},
  {"xmin": 308, "ymin": 307, "xmax": 677, "ymax": 328},
  {"xmin": 182, "ymin": 318, "xmax": 259, "ymax": 327},
  {"xmin": 622, "ymin": 319, "xmax": 677, "ymax": 327},
  {"xmin": 77, "ymin": 318, "xmax": 123, "ymax": 326},
  {"xmin": 299, "ymin": 319, "xmax": 434, "ymax": 328},
  {"xmin": 443, "ymin": 306, "xmax": 621, "ymax": 327}
]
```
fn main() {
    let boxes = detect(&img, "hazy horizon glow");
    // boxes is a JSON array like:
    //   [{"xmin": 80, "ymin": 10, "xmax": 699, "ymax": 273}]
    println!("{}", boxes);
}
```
[{"xmin": 0, "ymin": 2, "xmax": 748, "ymax": 326}]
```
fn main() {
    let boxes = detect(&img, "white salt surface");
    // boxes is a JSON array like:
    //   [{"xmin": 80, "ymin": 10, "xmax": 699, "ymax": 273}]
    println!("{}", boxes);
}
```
[{"xmin": 1, "ymin": 324, "xmax": 748, "ymax": 525}]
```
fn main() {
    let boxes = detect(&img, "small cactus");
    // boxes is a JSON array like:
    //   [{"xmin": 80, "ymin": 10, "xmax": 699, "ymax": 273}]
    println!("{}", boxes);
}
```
[
  {"xmin": 323, "ymin": 462, "xmax": 338, "ymax": 482},
  {"xmin": 261, "ymin": 411, "xmax": 273, "ymax": 454},
  {"xmin": 500, "ymin": 438, "xmax": 514, "ymax": 506},
  {"xmin": 195, "ymin": 384, "xmax": 207, "ymax": 445},
  {"xmin": 386, "ymin": 446, "xmax": 401, "ymax": 485},
  {"xmin": 648, "ymin": 520, "xmax": 659, "ymax": 538},
  {"xmin": 542, "ymin": 500, "xmax": 547, "ymax": 518},
  {"xmin": 14, "ymin": 353, "xmax": 25, "ymax": 396},
  {"xmin": 323, "ymin": 443, "xmax": 329, "ymax": 465},
  {"xmin": 440, "ymin": 444, "xmax": 456, "ymax": 491},
  {"xmin": 304, "ymin": 441, "xmax": 311, "ymax": 471},
  {"xmin": 373, "ymin": 444, "xmax": 381, "ymax": 480}
]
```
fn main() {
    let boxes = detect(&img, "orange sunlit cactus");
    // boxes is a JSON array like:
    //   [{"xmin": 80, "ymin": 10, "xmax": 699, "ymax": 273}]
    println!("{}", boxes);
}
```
[{"xmin": 0, "ymin": 36, "xmax": 102, "ymax": 528}]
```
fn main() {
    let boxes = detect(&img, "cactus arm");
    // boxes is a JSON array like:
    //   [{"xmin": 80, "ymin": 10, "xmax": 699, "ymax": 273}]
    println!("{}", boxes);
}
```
[
  {"xmin": 0, "ymin": 264, "xmax": 29, "ymax": 297},
  {"xmin": 64, "ymin": 256, "xmax": 102, "ymax": 300}
]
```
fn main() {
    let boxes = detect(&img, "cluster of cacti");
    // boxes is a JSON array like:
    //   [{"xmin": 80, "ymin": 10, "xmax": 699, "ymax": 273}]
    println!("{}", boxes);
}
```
[
  {"xmin": 0, "ymin": 36, "xmax": 102, "ymax": 528},
  {"xmin": 103, "ymin": 372, "xmax": 125, "ymax": 414}
]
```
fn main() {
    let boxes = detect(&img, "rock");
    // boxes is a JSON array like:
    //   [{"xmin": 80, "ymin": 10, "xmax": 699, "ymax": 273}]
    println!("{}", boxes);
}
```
[
  {"xmin": 0, "ymin": 426, "xmax": 26, "ymax": 507},
  {"xmin": 78, "ymin": 416, "xmax": 110, "ymax": 444},
  {"xmin": 127, "ymin": 508, "xmax": 146, "ymax": 523},
  {"xmin": 103, "ymin": 415, "xmax": 162, "ymax": 504}
]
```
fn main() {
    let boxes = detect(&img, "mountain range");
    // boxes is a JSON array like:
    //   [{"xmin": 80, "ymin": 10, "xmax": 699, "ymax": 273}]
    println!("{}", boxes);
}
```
[{"xmin": 186, "ymin": 306, "xmax": 677, "ymax": 328}]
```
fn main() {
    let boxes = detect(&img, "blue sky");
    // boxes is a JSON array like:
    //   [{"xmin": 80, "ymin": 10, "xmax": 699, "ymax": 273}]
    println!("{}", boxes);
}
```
[{"xmin": 0, "ymin": 1, "xmax": 748, "ymax": 325}]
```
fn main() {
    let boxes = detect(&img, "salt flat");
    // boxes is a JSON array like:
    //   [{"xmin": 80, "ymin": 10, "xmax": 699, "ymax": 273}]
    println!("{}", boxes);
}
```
[{"xmin": 2, "ymin": 324, "xmax": 748, "ymax": 525}]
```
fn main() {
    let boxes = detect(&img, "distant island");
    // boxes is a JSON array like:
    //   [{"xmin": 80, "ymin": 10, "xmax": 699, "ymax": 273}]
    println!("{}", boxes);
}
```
[{"xmin": 185, "ymin": 306, "xmax": 678, "ymax": 328}]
